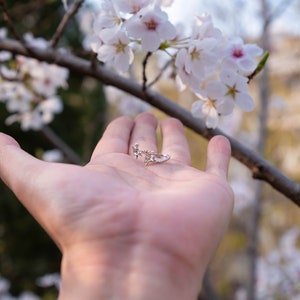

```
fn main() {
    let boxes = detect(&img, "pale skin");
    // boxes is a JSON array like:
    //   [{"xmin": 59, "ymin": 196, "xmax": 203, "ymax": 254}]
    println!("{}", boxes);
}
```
[{"xmin": 0, "ymin": 112, "xmax": 234, "ymax": 300}]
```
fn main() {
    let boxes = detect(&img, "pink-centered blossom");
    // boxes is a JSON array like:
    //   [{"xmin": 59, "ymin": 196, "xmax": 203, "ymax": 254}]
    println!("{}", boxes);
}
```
[
  {"xmin": 223, "ymin": 37, "xmax": 263, "ymax": 74},
  {"xmin": 125, "ymin": 6, "xmax": 176, "ymax": 52}
]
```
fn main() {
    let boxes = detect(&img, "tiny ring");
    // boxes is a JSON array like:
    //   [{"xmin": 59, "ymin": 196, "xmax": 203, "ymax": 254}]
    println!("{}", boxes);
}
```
[{"xmin": 132, "ymin": 143, "xmax": 171, "ymax": 166}]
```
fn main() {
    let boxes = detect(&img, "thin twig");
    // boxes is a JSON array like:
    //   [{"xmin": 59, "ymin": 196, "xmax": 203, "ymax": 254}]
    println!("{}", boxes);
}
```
[
  {"xmin": 1, "ymin": 38, "xmax": 300, "ymax": 206},
  {"xmin": 148, "ymin": 59, "xmax": 173, "ymax": 88},
  {"xmin": 0, "ymin": 0, "xmax": 24, "ymax": 42},
  {"xmin": 142, "ymin": 52, "xmax": 152, "ymax": 91},
  {"xmin": 49, "ymin": 0, "xmax": 85, "ymax": 48},
  {"xmin": 41, "ymin": 126, "xmax": 81, "ymax": 164}
]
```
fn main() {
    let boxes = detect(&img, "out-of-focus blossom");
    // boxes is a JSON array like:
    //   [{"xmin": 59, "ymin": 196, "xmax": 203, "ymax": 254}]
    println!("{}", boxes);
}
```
[
  {"xmin": 42, "ymin": 149, "xmax": 64, "ymax": 162},
  {"xmin": 235, "ymin": 228, "xmax": 300, "ymax": 300},
  {"xmin": 105, "ymin": 86, "xmax": 150, "ymax": 116},
  {"xmin": 36, "ymin": 273, "xmax": 61, "ymax": 289}
]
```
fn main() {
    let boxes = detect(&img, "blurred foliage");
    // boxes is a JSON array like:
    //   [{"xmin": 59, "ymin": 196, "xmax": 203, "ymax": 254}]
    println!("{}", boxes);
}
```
[{"xmin": 0, "ymin": 0, "xmax": 106, "ymax": 297}]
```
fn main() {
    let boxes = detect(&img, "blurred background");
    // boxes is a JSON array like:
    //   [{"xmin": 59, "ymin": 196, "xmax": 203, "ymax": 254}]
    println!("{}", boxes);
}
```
[{"xmin": 0, "ymin": 0, "xmax": 300, "ymax": 299}]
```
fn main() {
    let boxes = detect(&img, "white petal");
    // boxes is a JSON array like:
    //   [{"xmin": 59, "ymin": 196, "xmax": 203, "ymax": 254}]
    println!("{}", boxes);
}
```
[
  {"xmin": 191, "ymin": 100, "xmax": 205, "ymax": 118},
  {"xmin": 206, "ymin": 107, "xmax": 218, "ymax": 128},
  {"xmin": 141, "ymin": 32, "xmax": 160, "ymax": 52},
  {"xmin": 244, "ymin": 44, "xmax": 263, "ymax": 57},
  {"xmin": 235, "ymin": 93, "xmax": 255, "ymax": 112},
  {"xmin": 220, "ymin": 69, "xmax": 236, "ymax": 86},
  {"xmin": 126, "ymin": 19, "xmax": 146, "ymax": 38},
  {"xmin": 216, "ymin": 98, "xmax": 234, "ymax": 115},
  {"xmin": 158, "ymin": 21, "xmax": 177, "ymax": 40},
  {"xmin": 115, "ymin": 53, "xmax": 130, "ymax": 72},
  {"xmin": 237, "ymin": 58, "xmax": 257, "ymax": 73},
  {"xmin": 206, "ymin": 81, "xmax": 227, "ymax": 99}
]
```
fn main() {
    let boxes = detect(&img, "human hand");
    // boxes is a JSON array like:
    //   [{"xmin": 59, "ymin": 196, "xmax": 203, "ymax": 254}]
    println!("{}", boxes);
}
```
[{"xmin": 0, "ymin": 113, "xmax": 233, "ymax": 300}]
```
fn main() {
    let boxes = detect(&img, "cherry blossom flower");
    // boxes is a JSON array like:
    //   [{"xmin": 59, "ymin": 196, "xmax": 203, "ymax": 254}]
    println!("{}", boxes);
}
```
[
  {"xmin": 36, "ymin": 273, "xmax": 61, "ymax": 289},
  {"xmin": 223, "ymin": 37, "xmax": 263, "ymax": 74},
  {"xmin": 6, "ymin": 110, "xmax": 44, "ymax": 131},
  {"xmin": 178, "ymin": 38, "xmax": 219, "ymax": 80},
  {"xmin": 191, "ymin": 81, "xmax": 234, "ymax": 128},
  {"xmin": 219, "ymin": 69, "xmax": 255, "ymax": 111},
  {"xmin": 42, "ymin": 149, "xmax": 64, "ymax": 162},
  {"xmin": 5, "ymin": 84, "xmax": 33, "ymax": 113},
  {"xmin": 125, "ymin": 6, "xmax": 176, "ymax": 52},
  {"xmin": 37, "ymin": 96, "xmax": 63, "ymax": 124},
  {"xmin": 23, "ymin": 33, "xmax": 48, "ymax": 49},
  {"xmin": 28, "ymin": 61, "xmax": 69, "ymax": 97},
  {"xmin": 97, "ymin": 30, "xmax": 134, "ymax": 72},
  {"xmin": 175, "ymin": 47, "xmax": 202, "ymax": 92}
]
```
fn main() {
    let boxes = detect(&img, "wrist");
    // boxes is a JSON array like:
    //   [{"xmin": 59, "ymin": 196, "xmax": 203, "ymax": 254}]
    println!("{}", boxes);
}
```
[{"xmin": 59, "ymin": 242, "xmax": 203, "ymax": 300}]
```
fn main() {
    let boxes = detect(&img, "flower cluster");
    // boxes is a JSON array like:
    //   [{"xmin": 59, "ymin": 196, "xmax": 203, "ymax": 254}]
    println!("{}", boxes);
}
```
[
  {"xmin": 88, "ymin": 0, "xmax": 263, "ymax": 128},
  {"xmin": 0, "ymin": 31, "xmax": 68, "ymax": 131},
  {"xmin": 236, "ymin": 228, "xmax": 300, "ymax": 300}
]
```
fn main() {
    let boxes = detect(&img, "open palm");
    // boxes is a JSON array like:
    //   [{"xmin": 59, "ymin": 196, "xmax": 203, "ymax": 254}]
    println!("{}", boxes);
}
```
[{"xmin": 0, "ymin": 113, "xmax": 233, "ymax": 299}]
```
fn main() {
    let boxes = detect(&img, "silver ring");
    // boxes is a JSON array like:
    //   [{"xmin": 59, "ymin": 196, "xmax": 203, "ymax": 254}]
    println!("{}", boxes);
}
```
[{"xmin": 132, "ymin": 143, "xmax": 171, "ymax": 166}]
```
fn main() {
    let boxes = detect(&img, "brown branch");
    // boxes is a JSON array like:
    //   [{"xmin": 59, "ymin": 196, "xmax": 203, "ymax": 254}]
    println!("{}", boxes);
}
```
[
  {"xmin": 49, "ymin": 0, "xmax": 85, "ymax": 48},
  {"xmin": 0, "ymin": 38, "xmax": 300, "ymax": 206},
  {"xmin": 0, "ymin": 0, "xmax": 24, "ymax": 42},
  {"xmin": 142, "ymin": 51, "xmax": 152, "ymax": 91}
]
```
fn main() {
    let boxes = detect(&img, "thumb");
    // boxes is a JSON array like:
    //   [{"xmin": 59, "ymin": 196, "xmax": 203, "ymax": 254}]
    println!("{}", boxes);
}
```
[{"xmin": 0, "ymin": 133, "xmax": 44, "ymax": 200}]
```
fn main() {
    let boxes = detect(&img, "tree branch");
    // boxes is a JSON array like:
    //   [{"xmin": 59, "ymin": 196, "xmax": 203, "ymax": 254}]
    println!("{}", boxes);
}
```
[
  {"xmin": 41, "ymin": 126, "xmax": 82, "ymax": 164},
  {"xmin": 0, "ymin": 38, "xmax": 299, "ymax": 206},
  {"xmin": 49, "ymin": 0, "xmax": 85, "ymax": 48}
]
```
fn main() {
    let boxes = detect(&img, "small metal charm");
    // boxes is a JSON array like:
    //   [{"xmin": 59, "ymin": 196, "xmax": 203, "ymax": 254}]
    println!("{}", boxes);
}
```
[{"xmin": 132, "ymin": 143, "xmax": 171, "ymax": 166}]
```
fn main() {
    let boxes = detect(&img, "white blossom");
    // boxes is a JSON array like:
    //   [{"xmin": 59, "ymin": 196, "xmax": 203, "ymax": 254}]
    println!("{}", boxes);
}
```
[
  {"xmin": 191, "ymin": 81, "xmax": 234, "ymax": 129},
  {"xmin": 97, "ymin": 30, "xmax": 134, "ymax": 72},
  {"xmin": 219, "ymin": 69, "xmax": 255, "ymax": 111},
  {"xmin": 177, "ymin": 38, "xmax": 219, "ymax": 81},
  {"xmin": 36, "ymin": 273, "xmax": 61, "ymax": 289},
  {"xmin": 42, "ymin": 149, "xmax": 64, "ymax": 162},
  {"xmin": 125, "ymin": 6, "xmax": 176, "ymax": 52},
  {"xmin": 37, "ymin": 96, "xmax": 63, "ymax": 124}
]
